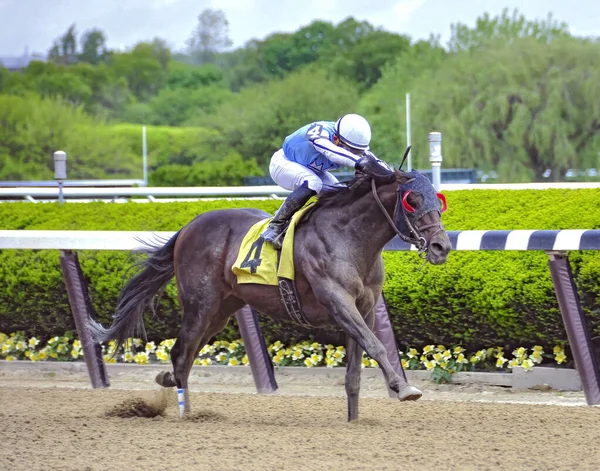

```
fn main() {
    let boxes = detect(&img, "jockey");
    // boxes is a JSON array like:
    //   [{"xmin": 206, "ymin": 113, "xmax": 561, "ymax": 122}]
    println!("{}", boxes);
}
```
[{"xmin": 261, "ymin": 113, "xmax": 371, "ymax": 249}]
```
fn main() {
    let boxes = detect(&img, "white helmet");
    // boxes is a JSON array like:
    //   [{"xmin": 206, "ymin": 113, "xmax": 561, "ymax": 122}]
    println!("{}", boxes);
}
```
[{"xmin": 335, "ymin": 114, "xmax": 371, "ymax": 151}]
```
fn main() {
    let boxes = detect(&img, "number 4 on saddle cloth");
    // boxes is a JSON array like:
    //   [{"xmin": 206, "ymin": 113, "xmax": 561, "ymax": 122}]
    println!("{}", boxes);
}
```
[{"xmin": 232, "ymin": 202, "xmax": 316, "ymax": 327}]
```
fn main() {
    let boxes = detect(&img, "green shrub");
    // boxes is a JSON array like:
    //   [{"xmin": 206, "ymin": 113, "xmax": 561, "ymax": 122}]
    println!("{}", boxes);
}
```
[{"xmin": 1, "ymin": 188, "xmax": 600, "ymax": 349}]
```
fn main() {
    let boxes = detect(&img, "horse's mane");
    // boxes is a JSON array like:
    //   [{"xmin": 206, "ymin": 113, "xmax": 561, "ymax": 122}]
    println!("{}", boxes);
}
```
[{"xmin": 314, "ymin": 154, "xmax": 396, "ymax": 210}]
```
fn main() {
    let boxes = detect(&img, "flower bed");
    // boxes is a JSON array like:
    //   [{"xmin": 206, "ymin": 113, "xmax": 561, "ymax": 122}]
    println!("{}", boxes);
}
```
[{"xmin": 0, "ymin": 331, "xmax": 568, "ymax": 383}]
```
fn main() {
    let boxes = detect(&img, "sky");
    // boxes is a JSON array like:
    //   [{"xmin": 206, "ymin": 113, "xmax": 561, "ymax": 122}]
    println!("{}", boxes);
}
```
[{"xmin": 0, "ymin": 0, "xmax": 599, "ymax": 57}]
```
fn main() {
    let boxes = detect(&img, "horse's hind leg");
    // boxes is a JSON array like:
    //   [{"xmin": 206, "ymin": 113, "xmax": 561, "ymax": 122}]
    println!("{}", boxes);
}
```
[{"xmin": 156, "ymin": 294, "xmax": 245, "ymax": 416}]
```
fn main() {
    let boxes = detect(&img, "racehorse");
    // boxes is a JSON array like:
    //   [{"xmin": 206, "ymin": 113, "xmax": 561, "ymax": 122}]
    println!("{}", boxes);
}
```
[{"xmin": 89, "ymin": 152, "xmax": 452, "ymax": 421}]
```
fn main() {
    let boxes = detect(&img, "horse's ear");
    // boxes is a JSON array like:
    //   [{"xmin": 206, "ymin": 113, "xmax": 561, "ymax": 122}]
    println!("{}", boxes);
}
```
[{"xmin": 394, "ymin": 168, "xmax": 410, "ymax": 184}]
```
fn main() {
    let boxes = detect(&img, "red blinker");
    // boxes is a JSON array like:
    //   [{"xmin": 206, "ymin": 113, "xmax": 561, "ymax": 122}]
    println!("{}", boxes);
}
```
[
  {"xmin": 402, "ymin": 191, "xmax": 415, "ymax": 213},
  {"xmin": 437, "ymin": 192, "xmax": 448, "ymax": 212}
]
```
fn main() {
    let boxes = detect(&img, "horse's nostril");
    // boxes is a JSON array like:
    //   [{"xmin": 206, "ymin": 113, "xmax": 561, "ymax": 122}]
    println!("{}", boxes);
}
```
[{"xmin": 430, "ymin": 242, "xmax": 446, "ymax": 255}]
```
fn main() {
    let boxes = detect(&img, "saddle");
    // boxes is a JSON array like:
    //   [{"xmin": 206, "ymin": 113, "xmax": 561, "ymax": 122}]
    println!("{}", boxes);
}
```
[{"xmin": 232, "ymin": 203, "xmax": 316, "ymax": 327}]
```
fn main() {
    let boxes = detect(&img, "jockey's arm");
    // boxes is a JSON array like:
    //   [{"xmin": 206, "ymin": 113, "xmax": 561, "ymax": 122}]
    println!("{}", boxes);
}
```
[{"xmin": 310, "ymin": 137, "xmax": 361, "ymax": 168}]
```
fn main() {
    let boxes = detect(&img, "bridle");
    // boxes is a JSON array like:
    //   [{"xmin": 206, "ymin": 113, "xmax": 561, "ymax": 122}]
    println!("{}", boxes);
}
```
[{"xmin": 370, "ymin": 177, "xmax": 446, "ymax": 259}]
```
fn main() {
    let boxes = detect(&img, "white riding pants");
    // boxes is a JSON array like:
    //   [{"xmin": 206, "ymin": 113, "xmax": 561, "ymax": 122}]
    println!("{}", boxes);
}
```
[{"xmin": 269, "ymin": 149, "xmax": 340, "ymax": 194}]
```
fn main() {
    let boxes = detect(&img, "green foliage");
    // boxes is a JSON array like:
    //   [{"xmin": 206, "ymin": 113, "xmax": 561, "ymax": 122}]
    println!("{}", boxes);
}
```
[
  {"xmin": 406, "ymin": 37, "xmax": 600, "ymax": 181},
  {"xmin": 1, "ymin": 189, "xmax": 600, "ymax": 349},
  {"xmin": 195, "ymin": 68, "xmax": 360, "ymax": 166},
  {"xmin": 149, "ymin": 153, "xmax": 263, "ymax": 186},
  {"xmin": 448, "ymin": 8, "xmax": 570, "ymax": 53}
]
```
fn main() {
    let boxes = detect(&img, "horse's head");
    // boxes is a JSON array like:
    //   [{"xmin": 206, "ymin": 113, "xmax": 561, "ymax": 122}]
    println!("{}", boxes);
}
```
[
  {"xmin": 392, "ymin": 169, "xmax": 451, "ymax": 264},
  {"xmin": 356, "ymin": 151, "xmax": 451, "ymax": 265}
]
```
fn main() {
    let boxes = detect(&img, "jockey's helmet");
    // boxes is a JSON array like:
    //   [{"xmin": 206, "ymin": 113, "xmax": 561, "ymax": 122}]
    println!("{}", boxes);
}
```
[{"xmin": 335, "ymin": 114, "xmax": 371, "ymax": 151}]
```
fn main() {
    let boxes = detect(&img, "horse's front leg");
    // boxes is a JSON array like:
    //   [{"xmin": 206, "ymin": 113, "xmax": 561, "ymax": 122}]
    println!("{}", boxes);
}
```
[
  {"xmin": 317, "ymin": 286, "xmax": 422, "ymax": 406},
  {"xmin": 345, "ymin": 335, "xmax": 363, "ymax": 421}
]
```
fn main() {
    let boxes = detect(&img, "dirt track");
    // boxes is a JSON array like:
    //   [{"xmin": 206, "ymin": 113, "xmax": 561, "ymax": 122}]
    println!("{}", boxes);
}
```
[{"xmin": 1, "ymin": 365, "xmax": 600, "ymax": 470}]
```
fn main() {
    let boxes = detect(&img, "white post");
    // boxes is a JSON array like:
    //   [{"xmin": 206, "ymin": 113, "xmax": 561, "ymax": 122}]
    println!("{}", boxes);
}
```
[
  {"xmin": 406, "ymin": 93, "xmax": 412, "ymax": 171},
  {"xmin": 428, "ymin": 132, "xmax": 442, "ymax": 192},
  {"xmin": 142, "ymin": 125, "xmax": 148, "ymax": 187},
  {"xmin": 53, "ymin": 150, "xmax": 67, "ymax": 204}
]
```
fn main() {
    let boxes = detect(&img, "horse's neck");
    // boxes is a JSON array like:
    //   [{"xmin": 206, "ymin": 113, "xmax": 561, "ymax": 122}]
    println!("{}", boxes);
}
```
[{"xmin": 315, "ymin": 181, "xmax": 397, "ymax": 257}]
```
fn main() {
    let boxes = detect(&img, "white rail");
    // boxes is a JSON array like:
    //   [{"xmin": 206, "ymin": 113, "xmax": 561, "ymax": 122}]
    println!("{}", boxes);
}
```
[
  {"xmin": 1, "ymin": 182, "xmax": 600, "ymax": 202},
  {"xmin": 2, "ymin": 230, "xmax": 600, "ymax": 251}
]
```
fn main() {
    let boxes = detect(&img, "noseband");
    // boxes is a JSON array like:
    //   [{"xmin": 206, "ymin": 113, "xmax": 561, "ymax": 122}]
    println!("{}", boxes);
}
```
[{"xmin": 370, "ymin": 178, "xmax": 444, "ymax": 259}]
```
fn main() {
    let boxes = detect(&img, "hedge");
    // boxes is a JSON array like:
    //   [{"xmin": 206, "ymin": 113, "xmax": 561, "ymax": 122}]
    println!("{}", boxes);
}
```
[{"xmin": 1, "ymin": 188, "xmax": 600, "ymax": 351}]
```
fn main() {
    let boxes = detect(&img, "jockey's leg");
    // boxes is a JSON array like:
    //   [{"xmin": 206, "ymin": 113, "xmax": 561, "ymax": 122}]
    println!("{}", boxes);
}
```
[{"xmin": 262, "ymin": 149, "xmax": 321, "ymax": 249}]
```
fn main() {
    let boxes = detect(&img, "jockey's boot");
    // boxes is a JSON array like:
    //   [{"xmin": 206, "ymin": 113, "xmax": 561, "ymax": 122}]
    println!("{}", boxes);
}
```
[{"xmin": 261, "ymin": 183, "xmax": 316, "ymax": 250}]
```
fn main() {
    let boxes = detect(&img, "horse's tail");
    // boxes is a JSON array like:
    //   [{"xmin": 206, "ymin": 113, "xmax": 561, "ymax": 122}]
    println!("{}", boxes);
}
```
[{"xmin": 88, "ymin": 231, "xmax": 180, "ymax": 349}]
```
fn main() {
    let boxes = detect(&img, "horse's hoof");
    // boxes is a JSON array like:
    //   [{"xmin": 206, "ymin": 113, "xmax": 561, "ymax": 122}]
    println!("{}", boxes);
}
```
[
  {"xmin": 398, "ymin": 385, "xmax": 422, "ymax": 401},
  {"xmin": 155, "ymin": 371, "xmax": 176, "ymax": 388}
]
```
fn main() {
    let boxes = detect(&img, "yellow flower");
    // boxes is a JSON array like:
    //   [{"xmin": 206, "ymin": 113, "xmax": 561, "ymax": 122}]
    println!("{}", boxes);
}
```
[
  {"xmin": 215, "ymin": 353, "xmax": 227, "ymax": 363},
  {"xmin": 435, "ymin": 344, "xmax": 446, "ymax": 352},
  {"xmin": 291, "ymin": 350, "xmax": 304, "ymax": 360},
  {"xmin": 433, "ymin": 352, "xmax": 443, "ymax": 362},
  {"xmin": 14, "ymin": 340, "xmax": 26, "ymax": 351},
  {"xmin": 423, "ymin": 360, "xmax": 436, "ymax": 371},
  {"xmin": 532, "ymin": 345, "xmax": 544, "ymax": 353},
  {"xmin": 333, "ymin": 350, "xmax": 343, "ymax": 360},
  {"xmin": 24, "ymin": 350, "xmax": 31, "ymax": 358},
  {"xmin": 200, "ymin": 344, "xmax": 213, "ymax": 355},
  {"xmin": 530, "ymin": 351, "xmax": 543, "ymax": 364},
  {"xmin": 242, "ymin": 355, "xmax": 249, "ymax": 365},
  {"xmin": 71, "ymin": 349, "xmax": 81, "ymax": 359},
  {"xmin": 132, "ymin": 338, "xmax": 143, "ymax": 347},
  {"xmin": 325, "ymin": 357, "xmax": 335, "ymax": 367},
  {"xmin": 5, "ymin": 355, "xmax": 16, "ymax": 361},
  {"xmin": 407, "ymin": 348, "xmax": 418, "ymax": 358},
  {"xmin": 304, "ymin": 358, "xmax": 314, "ymax": 367},
  {"xmin": 369, "ymin": 359, "xmax": 378, "ymax": 368},
  {"xmin": 156, "ymin": 348, "xmax": 170, "ymax": 362},
  {"xmin": 57, "ymin": 344, "xmax": 67, "ymax": 353},
  {"xmin": 553, "ymin": 345, "xmax": 564, "ymax": 354},
  {"xmin": 507, "ymin": 359, "xmax": 520, "ymax": 369},
  {"xmin": 401, "ymin": 358, "xmax": 409, "ymax": 369},
  {"xmin": 453, "ymin": 346, "xmax": 465, "ymax": 354},
  {"xmin": 201, "ymin": 358, "xmax": 212, "ymax": 366},
  {"xmin": 555, "ymin": 352, "xmax": 567, "ymax": 364},
  {"xmin": 513, "ymin": 347, "xmax": 526, "ymax": 358},
  {"xmin": 122, "ymin": 351, "xmax": 134, "ymax": 362},
  {"xmin": 145, "ymin": 342, "xmax": 156, "ymax": 353},
  {"xmin": 442, "ymin": 350, "xmax": 452, "ymax": 361},
  {"xmin": 72, "ymin": 340, "xmax": 81, "ymax": 349},
  {"xmin": 310, "ymin": 353, "xmax": 322, "ymax": 365},
  {"xmin": 438, "ymin": 361, "xmax": 448, "ymax": 369},
  {"xmin": 38, "ymin": 350, "xmax": 47, "ymax": 360},
  {"xmin": 134, "ymin": 352, "xmax": 149, "ymax": 364},
  {"xmin": 29, "ymin": 353, "xmax": 39, "ymax": 362},
  {"xmin": 456, "ymin": 353, "xmax": 468, "ymax": 364},
  {"xmin": 423, "ymin": 345, "xmax": 434, "ymax": 354},
  {"xmin": 496, "ymin": 356, "xmax": 508, "ymax": 367},
  {"xmin": 228, "ymin": 342, "xmax": 239, "ymax": 353},
  {"xmin": 228, "ymin": 358, "xmax": 239, "ymax": 366},
  {"xmin": 521, "ymin": 359, "xmax": 535, "ymax": 371}
]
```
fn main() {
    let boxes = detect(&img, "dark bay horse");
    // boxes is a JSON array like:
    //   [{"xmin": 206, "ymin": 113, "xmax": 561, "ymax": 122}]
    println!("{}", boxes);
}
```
[{"xmin": 89, "ymin": 154, "xmax": 452, "ymax": 421}]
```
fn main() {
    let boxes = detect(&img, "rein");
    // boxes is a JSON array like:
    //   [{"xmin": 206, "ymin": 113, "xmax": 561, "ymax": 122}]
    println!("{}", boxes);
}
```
[{"xmin": 370, "ymin": 178, "xmax": 443, "ymax": 259}]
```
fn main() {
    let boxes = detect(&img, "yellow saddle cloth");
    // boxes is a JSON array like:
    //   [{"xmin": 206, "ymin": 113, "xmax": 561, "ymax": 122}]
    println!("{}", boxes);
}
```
[{"xmin": 232, "ymin": 203, "xmax": 315, "ymax": 286}]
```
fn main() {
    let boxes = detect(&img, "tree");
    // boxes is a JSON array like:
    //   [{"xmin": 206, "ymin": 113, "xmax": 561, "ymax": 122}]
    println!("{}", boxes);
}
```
[
  {"xmin": 357, "ymin": 36, "xmax": 446, "ymax": 164},
  {"xmin": 79, "ymin": 29, "xmax": 108, "ymax": 65},
  {"xmin": 407, "ymin": 37, "xmax": 600, "ymax": 182},
  {"xmin": 448, "ymin": 8, "xmax": 570, "ymax": 53},
  {"xmin": 48, "ymin": 24, "xmax": 78, "ymax": 65},
  {"xmin": 186, "ymin": 9, "xmax": 232, "ymax": 65},
  {"xmin": 198, "ymin": 68, "xmax": 361, "ymax": 166}
]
